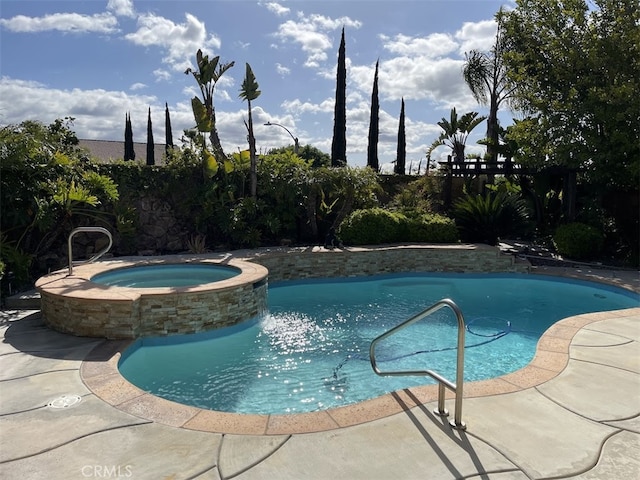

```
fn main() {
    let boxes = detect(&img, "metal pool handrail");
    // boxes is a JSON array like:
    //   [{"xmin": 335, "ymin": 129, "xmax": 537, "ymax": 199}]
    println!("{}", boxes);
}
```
[
  {"xmin": 369, "ymin": 298, "xmax": 466, "ymax": 430},
  {"xmin": 67, "ymin": 226, "xmax": 113, "ymax": 276}
]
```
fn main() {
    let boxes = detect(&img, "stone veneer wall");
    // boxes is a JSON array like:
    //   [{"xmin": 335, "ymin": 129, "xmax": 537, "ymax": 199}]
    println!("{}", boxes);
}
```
[
  {"xmin": 39, "ymin": 282, "xmax": 267, "ymax": 339},
  {"xmin": 136, "ymin": 282, "xmax": 267, "ymax": 337},
  {"xmin": 248, "ymin": 244, "xmax": 526, "ymax": 282},
  {"xmin": 39, "ymin": 290, "xmax": 141, "ymax": 339},
  {"xmin": 39, "ymin": 245, "xmax": 525, "ymax": 339}
]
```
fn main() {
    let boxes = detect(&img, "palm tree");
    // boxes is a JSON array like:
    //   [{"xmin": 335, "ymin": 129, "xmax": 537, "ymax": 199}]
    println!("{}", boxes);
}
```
[
  {"xmin": 428, "ymin": 107, "xmax": 486, "ymax": 164},
  {"xmin": 185, "ymin": 49, "xmax": 235, "ymax": 164},
  {"xmin": 462, "ymin": 10, "xmax": 515, "ymax": 164},
  {"xmin": 239, "ymin": 63, "xmax": 261, "ymax": 198}
]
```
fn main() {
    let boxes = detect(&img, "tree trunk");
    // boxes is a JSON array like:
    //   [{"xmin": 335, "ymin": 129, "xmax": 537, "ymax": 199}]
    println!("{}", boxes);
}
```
[
  {"xmin": 248, "ymin": 101, "xmax": 257, "ymax": 198},
  {"xmin": 209, "ymin": 109, "xmax": 226, "ymax": 161}
]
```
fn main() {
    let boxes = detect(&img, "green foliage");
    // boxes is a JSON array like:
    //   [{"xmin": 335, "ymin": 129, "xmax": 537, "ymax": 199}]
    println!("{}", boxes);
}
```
[
  {"xmin": 452, "ymin": 191, "xmax": 532, "ymax": 245},
  {"xmin": 463, "ymin": 12, "xmax": 513, "ymax": 164},
  {"xmin": 239, "ymin": 63, "xmax": 261, "ymax": 102},
  {"xmin": 331, "ymin": 27, "xmax": 347, "ymax": 167},
  {"xmin": 0, "ymin": 233, "xmax": 33, "ymax": 287},
  {"xmin": 388, "ymin": 175, "xmax": 444, "ymax": 215},
  {"xmin": 428, "ymin": 108, "xmax": 486, "ymax": 162},
  {"xmin": 501, "ymin": 0, "xmax": 640, "ymax": 189},
  {"xmin": 339, "ymin": 208, "xmax": 459, "ymax": 245},
  {"xmin": 553, "ymin": 222, "xmax": 604, "ymax": 260},
  {"xmin": 239, "ymin": 63, "xmax": 261, "ymax": 197},
  {"xmin": 339, "ymin": 208, "xmax": 405, "ymax": 245},
  {"xmin": 304, "ymin": 166, "xmax": 381, "ymax": 242},
  {"xmin": 269, "ymin": 144, "xmax": 331, "ymax": 168},
  {"xmin": 406, "ymin": 214, "xmax": 459, "ymax": 243},
  {"xmin": 191, "ymin": 97, "xmax": 212, "ymax": 132},
  {"xmin": 1, "ymin": 120, "xmax": 120, "ymax": 274},
  {"xmin": 185, "ymin": 49, "xmax": 235, "ymax": 163},
  {"xmin": 257, "ymin": 151, "xmax": 310, "ymax": 240}
]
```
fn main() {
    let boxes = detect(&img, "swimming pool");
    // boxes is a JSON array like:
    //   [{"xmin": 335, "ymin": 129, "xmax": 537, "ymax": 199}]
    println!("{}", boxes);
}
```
[{"xmin": 118, "ymin": 272, "xmax": 639, "ymax": 414}]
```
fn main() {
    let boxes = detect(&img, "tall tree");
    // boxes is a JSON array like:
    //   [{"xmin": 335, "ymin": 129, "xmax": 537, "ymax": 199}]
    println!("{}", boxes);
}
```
[
  {"xmin": 124, "ymin": 112, "xmax": 135, "ymax": 161},
  {"xmin": 146, "ymin": 107, "xmax": 155, "ymax": 166},
  {"xmin": 427, "ymin": 108, "xmax": 486, "ymax": 163},
  {"xmin": 331, "ymin": 27, "xmax": 347, "ymax": 167},
  {"xmin": 394, "ymin": 98, "xmax": 406, "ymax": 175},
  {"xmin": 239, "ymin": 63, "xmax": 261, "ymax": 198},
  {"xmin": 165, "ymin": 103, "xmax": 174, "ymax": 155},
  {"xmin": 185, "ymin": 49, "xmax": 235, "ymax": 168},
  {"xmin": 366, "ymin": 60, "xmax": 380, "ymax": 171},
  {"xmin": 501, "ymin": 0, "xmax": 640, "ymax": 190},
  {"xmin": 462, "ymin": 10, "xmax": 515, "ymax": 165}
]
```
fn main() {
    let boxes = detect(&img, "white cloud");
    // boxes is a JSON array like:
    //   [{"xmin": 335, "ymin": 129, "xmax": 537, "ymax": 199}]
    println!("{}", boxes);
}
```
[
  {"xmin": 274, "ymin": 20, "xmax": 332, "ymax": 67},
  {"xmin": 275, "ymin": 63, "xmax": 291, "ymax": 76},
  {"xmin": 153, "ymin": 69, "xmax": 172, "ymax": 82},
  {"xmin": 0, "ymin": 12, "xmax": 118, "ymax": 34},
  {"xmin": 130, "ymin": 82, "xmax": 147, "ymax": 91},
  {"xmin": 263, "ymin": 2, "xmax": 290, "ymax": 17},
  {"xmin": 273, "ymin": 12, "xmax": 361, "ymax": 68},
  {"xmin": 281, "ymin": 97, "xmax": 334, "ymax": 116},
  {"xmin": 107, "ymin": 0, "xmax": 136, "ymax": 19},
  {"xmin": 380, "ymin": 32, "xmax": 458, "ymax": 58},
  {"xmin": 124, "ymin": 13, "xmax": 221, "ymax": 72},
  {"xmin": 0, "ymin": 77, "xmax": 156, "ymax": 141},
  {"xmin": 455, "ymin": 19, "xmax": 497, "ymax": 54}
]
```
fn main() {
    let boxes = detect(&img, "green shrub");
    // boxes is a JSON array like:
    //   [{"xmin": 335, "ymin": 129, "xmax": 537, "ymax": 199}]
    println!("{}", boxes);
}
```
[
  {"xmin": 553, "ymin": 222, "xmax": 604, "ymax": 260},
  {"xmin": 452, "ymin": 191, "xmax": 532, "ymax": 245},
  {"xmin": 338, "ymin": 208, "xmax": 405, "ymax": 245},
  {"xmin": 406, "ymin": 214, "xmax": 459, "ymax": 243},
  {"xmin": 338, "ymin": 208, "xmax": 459, "ymax": 245}
]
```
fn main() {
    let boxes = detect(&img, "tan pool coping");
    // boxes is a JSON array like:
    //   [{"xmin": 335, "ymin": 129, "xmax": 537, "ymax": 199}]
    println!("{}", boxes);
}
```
[
  {"xmin": 79, "ymin": 264, "xmax": 640, "ymax": 436},
  {"xmin": 36, "ymin": 255, "xmax": 268, "ymax": 300}
]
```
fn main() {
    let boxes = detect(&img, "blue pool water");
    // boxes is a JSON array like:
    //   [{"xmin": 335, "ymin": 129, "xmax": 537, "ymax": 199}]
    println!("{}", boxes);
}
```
[
  {"xmin": 91, "ymin": 264, "xmax": 240, "ymax": 288},
  {"xmin": 118, "ymin": 273, "xmax": 638, "ymax": 414}
]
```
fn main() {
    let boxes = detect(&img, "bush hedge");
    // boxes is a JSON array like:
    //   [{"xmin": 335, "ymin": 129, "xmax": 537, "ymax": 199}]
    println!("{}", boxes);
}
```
[
  {"xmin": 338, "ymin": 208, "xmax": 458, "ymax": 245},
  {"xmin": 338, "ymin": 208, "xmax": 405, "ymax": 245},
  {"xmin": 553, "ymin": 222, "xmax": 604, "ymax": 260},
  {"xmin": 406, "ymin": 214, "xmax": 459, "ymax": 243}
]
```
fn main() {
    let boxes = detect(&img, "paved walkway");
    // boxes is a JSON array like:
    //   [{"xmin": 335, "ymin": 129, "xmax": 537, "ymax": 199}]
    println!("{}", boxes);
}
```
[{"xmin": 1, "ymin": 267, "xmax": 639, "ymax": 479}]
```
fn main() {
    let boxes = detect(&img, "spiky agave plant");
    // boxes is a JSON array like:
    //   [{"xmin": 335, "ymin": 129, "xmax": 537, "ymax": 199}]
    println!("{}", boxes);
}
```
[{"xmin": 452, "ymin": 191, "xmax": 531, "ymax": 245}]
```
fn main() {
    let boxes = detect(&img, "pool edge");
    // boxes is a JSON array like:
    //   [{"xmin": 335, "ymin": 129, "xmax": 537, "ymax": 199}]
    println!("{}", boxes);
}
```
[{"xmin": 80, "ymin": 260, "xmax": 640, "ymax": 436}]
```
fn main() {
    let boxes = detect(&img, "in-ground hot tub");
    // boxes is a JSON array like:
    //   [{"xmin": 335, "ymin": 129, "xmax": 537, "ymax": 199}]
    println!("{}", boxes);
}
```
[
  {"xmin": 91, "ymin": 263, "xmax": 242, "ymax": 288},
  {"xmin": 36, "ymin": 255, "xmax": 268, "ymax": 339}
]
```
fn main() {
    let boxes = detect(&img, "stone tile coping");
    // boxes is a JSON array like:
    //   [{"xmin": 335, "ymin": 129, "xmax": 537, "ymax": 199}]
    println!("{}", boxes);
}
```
[
  {"xmin": 35, "ymin": 255, "xmax": 268, "ymax": 300},
  {"xmin": 80, "ymin": 259, "xmax": 640, "ymax": 436}
]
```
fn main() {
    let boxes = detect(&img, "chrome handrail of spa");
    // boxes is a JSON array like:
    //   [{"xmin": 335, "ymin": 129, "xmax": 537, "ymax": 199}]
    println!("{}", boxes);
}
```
[
  {"xmin": 370, "ymin": 298, "xmax": 467, "ymax": 430},
  {"xmin": 67, "ymin": 226, "xmax": 113, "ymax": 276}
]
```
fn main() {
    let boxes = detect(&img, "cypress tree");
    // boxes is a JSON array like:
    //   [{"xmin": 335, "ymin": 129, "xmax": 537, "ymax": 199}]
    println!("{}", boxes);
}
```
[
  {"xmin": 331, "ymin": 27, "xmax": 347, "ymax": 167},
  {"xmin": 124, "ymin": 112, "xmax": 135, "ymax": 161},
  {"xmin": 394, "ymin": 98, "xmax": 406, "ymax": 175},
  {"xmin": 146, "ymin": 107, "xmax": 155, "ymax": 166},
  {"xmin": 367, "ymin": 59, "xmax": 380, "ymax": 171},
  {"xmin": 165, "ymin": 103, "xmax": 174, "ymax": 155}
]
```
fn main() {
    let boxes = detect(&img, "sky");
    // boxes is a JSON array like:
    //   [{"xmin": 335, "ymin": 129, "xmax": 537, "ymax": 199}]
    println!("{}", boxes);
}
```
[{"xmin": 0, "ymin": 0, "xmax": 515, "ymax": 171}]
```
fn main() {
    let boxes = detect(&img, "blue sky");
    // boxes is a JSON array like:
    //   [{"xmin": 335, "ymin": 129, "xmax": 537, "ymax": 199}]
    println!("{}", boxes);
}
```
[{"xmin": 0, "ymin": 0, "xmax": 513, "ymax": 170}]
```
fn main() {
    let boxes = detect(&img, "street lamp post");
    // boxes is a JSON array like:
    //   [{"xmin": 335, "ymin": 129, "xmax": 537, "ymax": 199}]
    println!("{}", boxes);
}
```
[{"xmin": 264, "ymin": 121, "xmax": 299, "ymax": 155}]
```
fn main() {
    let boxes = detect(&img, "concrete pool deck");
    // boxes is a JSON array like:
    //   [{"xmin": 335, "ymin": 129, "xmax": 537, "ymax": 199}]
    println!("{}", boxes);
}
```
[{"xmin": 1, "ymin": 265, "xmax": 639, "ymax": 479}]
